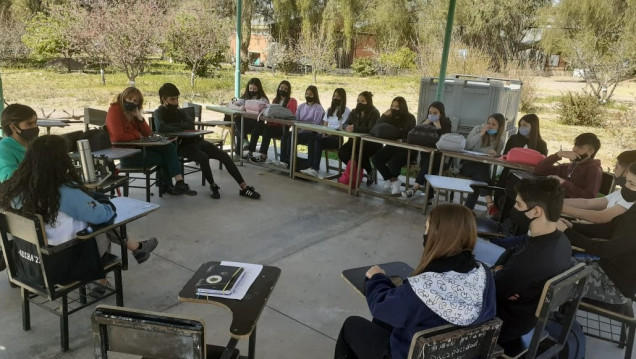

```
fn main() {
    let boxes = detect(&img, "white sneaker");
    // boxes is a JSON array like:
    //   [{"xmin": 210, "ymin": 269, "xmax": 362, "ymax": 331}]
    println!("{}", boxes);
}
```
[
  {"xmin": 391, "ymin": 180, "xmax": 403, "ymax": 195},
  {"xmin": 401, "ymin": 188, "xmax": 416, "ymax": 199},
  {"xmin": 300, "ymin": 168, "xmax": 319, "ymax": 177},
  {"xmin": 383, "ymin": 180, "xmax": 392, "ymax": 190}
]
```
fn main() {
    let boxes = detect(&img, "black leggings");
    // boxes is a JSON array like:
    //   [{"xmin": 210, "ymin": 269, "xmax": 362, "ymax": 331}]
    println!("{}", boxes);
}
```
[
  {"xmin": 334, "ymin": 316, "xmax": 392, "ymax": 359},
  {"xmin": 179, "ymin": 140, "xmax": 245, "ymax": 186}
]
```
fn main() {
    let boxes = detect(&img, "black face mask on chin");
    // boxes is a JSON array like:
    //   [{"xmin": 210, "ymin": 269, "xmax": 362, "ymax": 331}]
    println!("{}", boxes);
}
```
[{"xmin": 621, "ymin": 186, "xmax": 636, "ymax": 202}]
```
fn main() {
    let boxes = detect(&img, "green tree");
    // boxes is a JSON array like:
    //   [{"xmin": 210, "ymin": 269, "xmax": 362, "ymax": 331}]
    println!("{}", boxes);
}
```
[
  {"xmin": 295, "ymin": 23, "xmax": 334, "ymax": 83},
  {"xmin": 165, "ymin": 9, "xmax": 230, "ymax": 87},
  {"xmin": 540, "ymin": 0, "xmax": 636, "ymax": 102},
  {"xmin": 21, "ymin": 7, "xmax": 79, "ymax": 71},
  {"xmin": 321, "ymin": 0, "xmax": 360, "ymax": 68},
  {"xmin": 363, "ymin": 0, "xmax": 416, "ymax": 52}
]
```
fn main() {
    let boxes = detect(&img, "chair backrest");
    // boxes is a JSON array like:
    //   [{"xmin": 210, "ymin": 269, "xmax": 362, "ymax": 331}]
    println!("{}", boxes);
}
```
[
  {"xmin": 407, "ymin": 317, "xmax": 503, "ymax": 359},
  {"xmin": 182, "ymin": 102, "xmax": 202, "ymax": 122},
  {"xmin": 92, "ymin": 305, "xmax": 206, "ymax": 359},
  {"xmin": 180, "ymin": 106, "xmax": 197, "ymax": 122},
  {"xmin": 524, "ymin": 263, "xmax": 591, "ymax": 359},
  {"xmin": 84, "ymin": 107, "xmax": 108, "ymax": 132},
  {"xmin": 599, "ymin": 171, "xmax": 615, "ymax": 196},
  {"xmin": 0, "ymin": 209, "xmax": 51, "ymax": 296}
]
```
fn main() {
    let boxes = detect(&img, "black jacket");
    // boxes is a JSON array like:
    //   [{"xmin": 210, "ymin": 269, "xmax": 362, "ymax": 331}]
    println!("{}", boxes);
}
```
[
  {"xmin": 503, "ymin": 134, "xmax": 548, "ymax": 156},
  {"xmin": 153, "ymin": 106, "xmax": 194, "ymax": 133},
  {"xmin": 565, "ymin": 205, "xmax": 636, "ymax": 298},
  {"xmin": 494, "ymin": 230, "xmax": 572, "ymax": 343},
  {"xmin": 344, "ymin": 107, "xmax": 381, "ymax": 134}
]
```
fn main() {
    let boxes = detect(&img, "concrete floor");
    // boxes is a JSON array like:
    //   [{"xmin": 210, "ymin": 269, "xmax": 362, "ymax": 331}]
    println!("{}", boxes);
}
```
[{"xmin": 0, "ymin": 160, "xmax": 632, "ymax": 358}]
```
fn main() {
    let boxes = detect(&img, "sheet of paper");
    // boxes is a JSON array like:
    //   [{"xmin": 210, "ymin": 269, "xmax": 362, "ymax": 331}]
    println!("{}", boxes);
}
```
[
  {"xmin": 196, "ymin": 261, "xmax": 263, "ymax": 300},
  {"xmin": 462, "ymin": 150, "xmax": 489, "ymax": 156}
]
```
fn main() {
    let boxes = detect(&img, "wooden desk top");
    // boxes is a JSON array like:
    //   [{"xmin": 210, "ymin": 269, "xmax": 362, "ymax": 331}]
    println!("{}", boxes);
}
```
[
  {"xmin": 258, "ymin": 115, "xmax": 295, "ymax": 126},
  {"xmin": 360, "ymin": 136, "xmax": 437, "ymax": 153},
  {"xmin": 178, "ymin": 262, "xmax": 281, "ymax": 338},
  {"xmin": 425, "ymin": 174, "xmax": 488, "ymax": 192},
  {"xmin": 341, "ymin": 261, "xmax": 414, "ymax": 297},
  {"xmin": 75, "ymin": 197, "xmax": 159, "ymax": 240},
  {"xmin": 194, "ymin": 120, "xmax": 235, "ymax": 127},
  {"xmin": 71, "ymin": 147, "xmax": 141, "ymax": 160},
  {"xmin": 37, "ymin": 119, "xmax": 70, "ymax": 127},
  {"xmin": 205, "ymin": 104, "xmax": 245, "ymax": 116},
  {"xmin": 440, "ymin": 150, "xmax": 535, "ymax": 172},
  {"xmin": 163, "ymin": 130, "xmax": 214, "ymax": 138},
  {"xmin": 294, "ymin": 122, "xmax": 369, "ymax": 139},
  {"xmin": 112, "ymin": 137, "xmax": 176, "ymax": 147}
]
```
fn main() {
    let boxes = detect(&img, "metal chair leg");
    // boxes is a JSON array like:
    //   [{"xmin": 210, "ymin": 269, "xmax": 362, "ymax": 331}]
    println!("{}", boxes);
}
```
[{"xmin": 60, "ymin": 295, "xmax": 69, "ymax": 351}]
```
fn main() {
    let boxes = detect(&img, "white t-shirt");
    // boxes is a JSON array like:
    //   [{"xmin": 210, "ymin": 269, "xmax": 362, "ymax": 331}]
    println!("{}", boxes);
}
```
[
  {"xmin": 605, "ymin": 190, "xmax": 634, "ymax": 210},
  {"xmin": 45, "ymin": 211, "xmax": 88, "ymax": 246},
  {"xmin": 323, "ymin": 107, "xmax": 351, "ymax": 129}
]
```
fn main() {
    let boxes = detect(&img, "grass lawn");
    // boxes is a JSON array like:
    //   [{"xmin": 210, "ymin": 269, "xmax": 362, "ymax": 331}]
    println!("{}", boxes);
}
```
[{"xmin": 1, "ymin": 61, "xmax": 633, "ymax": 169}]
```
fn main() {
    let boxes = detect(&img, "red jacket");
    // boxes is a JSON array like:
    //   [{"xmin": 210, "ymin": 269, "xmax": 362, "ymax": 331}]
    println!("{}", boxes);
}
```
[
  {"xmin": 534, "ymin": 153, "xmax": 602, "ymax": 198},
  {"xmin": 106, "ymin": 102, "xmax": 151, "ymax": 142}
]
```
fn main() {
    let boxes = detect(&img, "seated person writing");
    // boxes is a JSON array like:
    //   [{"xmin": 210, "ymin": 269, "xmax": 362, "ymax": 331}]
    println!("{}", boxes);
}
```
[
  {"xmin": 153, "ymin": 83, "xmax": 260, "ymax": 199},
  {"xmin": 562, "ymin": 150, "xmax": 636, "ymax": 223},
  {"xmin": 492, "ymin": 177, "xmax": 572, "ymax": 355},
  {"xmin": 0, "ymin": 136, "xmax": 157, "ymax": 295},
  {"xmin": 558, "ymin": 162, "xmax": 636, "ymax": 306},
  {"xmin": 534, "ymin": 132, "xmax": 602, "ymax": 198},
  {"xmin": 334, "ymin": 204, "xmax": 496, "ymax": 359}
]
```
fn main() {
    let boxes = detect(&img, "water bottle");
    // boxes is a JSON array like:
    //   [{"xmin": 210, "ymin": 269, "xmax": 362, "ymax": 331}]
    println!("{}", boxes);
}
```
[{"xmin": 76, "ymin": 139, "xmax": 96, "ymax": 182}]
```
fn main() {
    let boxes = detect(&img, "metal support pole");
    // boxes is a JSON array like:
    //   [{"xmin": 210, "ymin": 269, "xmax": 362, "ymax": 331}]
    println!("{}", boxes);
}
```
[
  {"xmin": 0, "ymin": 71, "xmax": 4, "ymax": 137},
  {"xmin": 435, "ymin": 0, "xmax": 457, "ymax": 101},
  {"xmin": 235, "ymin": 0, "xmax": 242, "ymax": 98}
]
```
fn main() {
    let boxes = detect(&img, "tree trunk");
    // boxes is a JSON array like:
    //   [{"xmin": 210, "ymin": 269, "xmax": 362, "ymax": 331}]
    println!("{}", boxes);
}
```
[
  {"xmin": 100, "ymin": 67, "xmax": 106, "ymax": 85},
  {"xmin": 190, "ymin": 71, "xmax": 196, "ymax": 88}
]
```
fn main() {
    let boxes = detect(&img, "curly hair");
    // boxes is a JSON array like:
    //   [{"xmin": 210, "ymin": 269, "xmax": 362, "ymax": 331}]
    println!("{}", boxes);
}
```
[{"xmin": 0, "ymin": 135, "xmax": 85, "ymax": 225}]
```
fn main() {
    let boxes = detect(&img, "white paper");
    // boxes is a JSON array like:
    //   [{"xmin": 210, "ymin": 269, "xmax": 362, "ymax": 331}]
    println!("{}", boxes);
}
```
[
  {"xmin": 196, "ymin": 261, "xmax": 263, "ymax": 300},
  {"xmin": 462, "ymin": 150, "xmax": 489, "ymax": 156}
]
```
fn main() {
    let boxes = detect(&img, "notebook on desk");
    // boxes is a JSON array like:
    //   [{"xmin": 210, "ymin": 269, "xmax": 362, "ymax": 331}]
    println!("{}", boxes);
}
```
[{"xmin": 195, "ymin": 264, "xmax": 246, "ymax": 296}]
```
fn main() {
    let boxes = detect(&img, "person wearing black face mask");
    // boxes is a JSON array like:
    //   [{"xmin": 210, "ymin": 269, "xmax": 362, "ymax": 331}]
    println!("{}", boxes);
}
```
[
  {"xmin": 561, "ymin": 157, "xmax": 636, "ymax": 224},
  {"xmin": 534, "ymin": 132, "xmax": 602, "ymax": 198},
  {"xmin": 338, "ymin": 91, "xmax": 381, "ymax": 184},
  {"xmin": 153, "ymin": 83, "xmax": 261, "ymax": 200},
  {"xmin": 301, "ymin": 88, "xmax": 350, "ymax": 177},
  {"xmin": 0, "ymin": 103, "xmax": 39, "ymax": 183},
  {"xmin": 230, "ymin": 78, "xmax": 269, "ymax": 157},
  {"xmin": 474, "ymin": 177, "xmax": 571, "ymax": 356},
  {"xmin": 370, "ymin": 97, "xmax": 416, "ymax": 194}
]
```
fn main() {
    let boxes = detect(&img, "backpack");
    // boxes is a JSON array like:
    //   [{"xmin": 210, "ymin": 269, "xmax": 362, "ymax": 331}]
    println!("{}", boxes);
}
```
[
  {"xmin": 244, "ymin": 99, "xmax": 268, "ymax": 114},
  {"xmin": 407, "ymin": 124, "xmax": 439, "ymax": 147},
  {"xmin": 260, "ymin": 104, "xmax": 295, "ymax": 119},
  {"xmin": 502, "ymin": 147, "xmax": 546, "ymax": 167},
  {"xmin": 338, "ymin": 160, "xmax": 363, "ymax": 189},
  {"xmin": 369, "ymin": 122, "xmax": 401, "ymax": 140},
  {"xmin": 544, "ymin": 313, "xmax": 586, "ymax": 359},
  {"xmin": 80, "ymin": 128, "xmax": 112, "ymax": 151},
  {"xmin": 436, "ymin": 133, "xmax": 466, "ymax": 152}
]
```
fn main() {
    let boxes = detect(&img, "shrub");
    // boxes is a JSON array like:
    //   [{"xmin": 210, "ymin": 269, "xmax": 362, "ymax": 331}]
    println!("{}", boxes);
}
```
[
  {"xmin": 519, "ymin": 75, "xmax": 538, "ymax": 113},
  {"xmin": 556, "ymin": 92, "xmax": 603, "ymax": 127},
  {"xmin": 351, "ymin": 57, "xmax": 377, "ymax": 77},
  {"xmin": 377, "ymin": 47, "xmax": 417, "ymax": 74}
]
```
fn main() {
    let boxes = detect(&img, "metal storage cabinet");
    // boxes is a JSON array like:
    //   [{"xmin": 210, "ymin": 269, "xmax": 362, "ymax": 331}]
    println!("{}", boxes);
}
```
[{"xmin": 417, "ymin": 75, "xmax": 523, "ymax": 138}]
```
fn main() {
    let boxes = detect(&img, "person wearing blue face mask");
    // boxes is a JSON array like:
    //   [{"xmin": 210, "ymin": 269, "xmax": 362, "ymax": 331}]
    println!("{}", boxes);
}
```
[
  {"xmin": 461, "ymin": 113, "xmax": 506, "ymax": 211},
  {"xmin": 502, "ymin": 114, "xmax": 547, "ymax": 156}
]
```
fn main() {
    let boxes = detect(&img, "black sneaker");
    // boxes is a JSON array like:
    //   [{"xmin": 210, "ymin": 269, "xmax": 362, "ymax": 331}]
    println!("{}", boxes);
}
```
[
  {"xmin": 210, "ymin": 184, "xmax": 221, "ymax": 199},
  {"xmin": 89, "ymin": 281, "xmax": 112, "ymax": 299},
  {"xmin": 132, "ymin": 237, "xmax": 158, "ymax": 264},
  {"xmin": 170, "ymin": 181, "xmax": 197, "ymax": 196},
  {"xmin": 366, "ymin": 172, "xmax": 375, "ymax": 186},
  {"xmin": 250, "ymin": 155, "xmax": 266, "ymax": 163},
  {"xmin": 239, "ymin": 186, "xmax": 261, "ymax": 199}
]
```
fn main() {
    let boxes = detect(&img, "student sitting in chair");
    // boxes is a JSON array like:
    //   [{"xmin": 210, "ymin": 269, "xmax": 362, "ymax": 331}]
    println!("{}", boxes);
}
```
[
  {"xmin": 334, "ymin": 204, "xmax": 496, "ymax": 359},
  {"xmin": 561, "ymin": 150, "xmax": 636, "ymax": 223},
  {"xmin": 0, "ymin": 103, "xmax": 39, "ymax": 182},
  {"xmin": 0, "ymin": 135, "xmax": 157, "ymax": 295},
  {"xmin": 491, "ymin": 177, "xmax": 572, "ymax": 355},
  {"xmin": 153, "ymin": 83, "xmax": 260, "ymax": 200},
  {"xmin": 558, "ymin": 162, "xmax": 636, "ymax": 306},
  {"xmin": 534, "ymin": 132, "xmax": 602, "ymax": 198}
]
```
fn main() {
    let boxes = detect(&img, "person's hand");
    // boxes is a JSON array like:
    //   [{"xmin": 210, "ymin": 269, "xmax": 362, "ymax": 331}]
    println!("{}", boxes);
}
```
[
  {"xmin": 345, "ymin": 124, "xmax": 354, "ymax": 132},
  {"xmin": 548, "ymin": 175, "xmax": 565, "ymax": 184},
  {"xmin": 479, "ymin": 125, "xmax": 488, "ymax": 136},
  {"xmin": 383, "ymin": 109, "xmax": 392, "ymax": 116},
  {"xmin": 492, "ymin": 265, "xmax": 503, "ymax": 273},
  {"xmin": 507, "ymin": 294, "xmax": 520, "ymax": 301},
  {"xmin": 423, "ymin": 119, "xmax": 432, "ymax": 125},
  {"xmin": 487, "ymin": 149, "xmax": 498, "ymax": 156},
  {"xmin": 556, "ymin": 218, "xmax": 572, "ymax": 232},
  {"xmin": 557, "ymin": 150, "xmax": 579, "ymax": 161},
  {"xmin": 366, "ymin": 265, "xmax": 386, "ymax": 279}
]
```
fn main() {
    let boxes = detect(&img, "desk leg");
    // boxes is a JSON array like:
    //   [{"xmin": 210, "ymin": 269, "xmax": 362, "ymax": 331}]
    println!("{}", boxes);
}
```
[
  {"xmin": 405, "ymin": 149, "xmax": 412, "ymax": 187},
  {"xmin": 290, "ymin": 125, "xmax": 297, "ymax": 178},
  {"xmin": 230, "ymin": 123, "xmax": 236, "ymax": 162},
  {"xmin": 222, "ymin": 337, "xmax": 239, "ymax": 359},
  {"xmin": 422, "ymin": 152, "xmax": 435, "ymax": 213},
  {"xmin": 248, "ymin": 326, "xmax": 256, "ymax": 359},
  {"xmin": 438, "ymin": 153, "xmax": 446, "ymax": 175},
  {"xmin": 354, "ymin": 137, "xmax": 363, "ymax": 196},
  {"xmin": 239, "ymin": 116, "xmax": 245, "ymax": 165},
  {"xmin": 119, "ymin": 225, "xmax": 129, "ymax": 270}
]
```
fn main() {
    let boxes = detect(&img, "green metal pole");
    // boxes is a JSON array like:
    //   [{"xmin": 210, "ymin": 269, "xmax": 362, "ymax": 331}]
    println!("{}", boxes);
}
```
[
  {"xmin": 235, "ymin": 0, "xmax": 242, "ymax": 98},
  {"xmin": 0, "ymin": 71, "xmax": 4, "ymax": 137},
  {"xmin": 436, "ymin": 0, "xmax": 457, "ymax": 101}
]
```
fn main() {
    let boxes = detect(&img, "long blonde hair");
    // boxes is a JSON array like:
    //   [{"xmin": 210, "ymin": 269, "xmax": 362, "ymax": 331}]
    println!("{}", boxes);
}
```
[
  {"xmin": 412, "ymin": 204, "xmax": 477, "ymax": 275},
  {"xmin": 114, "ymin": 87, "xmax": 144, "ymax": 121}
]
